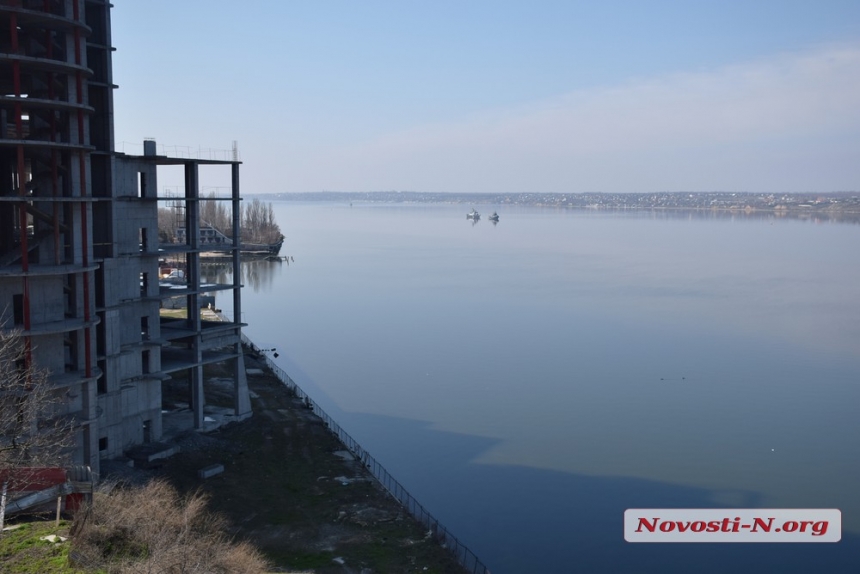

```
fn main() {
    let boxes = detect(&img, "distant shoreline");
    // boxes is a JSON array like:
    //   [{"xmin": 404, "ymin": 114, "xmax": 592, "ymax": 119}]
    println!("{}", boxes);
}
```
[{"xmin": 250, "ymin": 191, "xmax": 860, "ymax": 224}]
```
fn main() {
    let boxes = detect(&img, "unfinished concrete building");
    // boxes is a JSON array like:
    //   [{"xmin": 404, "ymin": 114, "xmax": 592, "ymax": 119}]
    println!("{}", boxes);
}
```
[{"xmin": 0, "ymin": 0, "xmax": 250, "ymax": 474}]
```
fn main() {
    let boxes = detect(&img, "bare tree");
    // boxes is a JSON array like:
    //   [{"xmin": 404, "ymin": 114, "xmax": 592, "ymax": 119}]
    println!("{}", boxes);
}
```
[
  {"xmin": 0, "ymin": 329, "xmax": 73, "ymax": 472},
  {"xmin": 158, "ymin": 207, "xmax": 179, "ymax": 244},
  {"xmin": 160, "ymin": 196, "xmax": 281, "ymax": 246},
  {"xmin": 0, "ymin": 328, "xmax": 75, "ymax": 528},
  {"xmin": 200, "ymin": 192, "xmax": 231, "ymax": 237},
  {"xmin": 241, "ymin": 198, "xmax": 281, "ymax": 244}
]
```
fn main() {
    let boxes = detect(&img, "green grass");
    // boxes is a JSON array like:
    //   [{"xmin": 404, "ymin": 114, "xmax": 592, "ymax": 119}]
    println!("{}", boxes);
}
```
[
  {"xmin": 158, "ymin": 308, "xmax": 187, "ymax": 319},
  {"xmin": 277, "ymin": 549, "xmax": 335, "ymax": 569},
  {"xmin": 0, "ymin": 520, "xmax": 89, "ymax": 574}
]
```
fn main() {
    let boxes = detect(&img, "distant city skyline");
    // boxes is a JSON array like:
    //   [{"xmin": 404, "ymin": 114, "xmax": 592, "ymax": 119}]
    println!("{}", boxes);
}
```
[{"xmin": 112, "ymin": 1, "xmax": 860, "ymax": 195}]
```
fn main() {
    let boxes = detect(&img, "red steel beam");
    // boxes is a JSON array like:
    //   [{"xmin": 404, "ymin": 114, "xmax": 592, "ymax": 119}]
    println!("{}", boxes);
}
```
[{"xmin": 73, "ymin": 0, "xmax": 93, "ymax": 378}]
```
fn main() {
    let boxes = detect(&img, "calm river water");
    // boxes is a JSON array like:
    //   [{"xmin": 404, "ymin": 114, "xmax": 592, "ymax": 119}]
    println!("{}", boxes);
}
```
[{"xmin": 210, "ymin": 202, "xmax": 860, "ymax": 573}]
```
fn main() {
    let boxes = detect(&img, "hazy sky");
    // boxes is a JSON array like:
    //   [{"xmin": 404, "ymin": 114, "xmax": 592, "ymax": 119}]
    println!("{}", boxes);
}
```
[{"xmin": 111, "ymin": 1, "xmax": 860, "ymax": 194}]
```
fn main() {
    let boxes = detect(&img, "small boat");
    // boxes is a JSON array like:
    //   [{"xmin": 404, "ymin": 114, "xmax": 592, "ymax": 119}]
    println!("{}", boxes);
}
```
[
  {"xmin": 488, "ymin": 212, "xmax": 500, "ymax": 222},
  {"xmin": 466, "ymin": 209, "xmax": 480, "ymax": 220}
]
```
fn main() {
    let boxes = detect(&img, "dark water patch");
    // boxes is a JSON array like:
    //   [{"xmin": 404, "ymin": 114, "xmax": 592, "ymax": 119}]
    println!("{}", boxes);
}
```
[{"xmin": 338, "ymin": 411, "xmax": 859, "ymax": 574}]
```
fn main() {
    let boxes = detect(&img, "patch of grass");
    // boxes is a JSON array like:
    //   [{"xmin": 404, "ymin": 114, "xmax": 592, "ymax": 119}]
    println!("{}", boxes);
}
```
[
  {"xmin": 278, "ymin": 549, "xmax": 335, "ymax": 569},
  {"xmin": 0, "ymin": 520, "xmax": 85, "ymax": 573},
  {"xmin": 158, "ymin": 308, "xmax": 187, "ymax": 319}
]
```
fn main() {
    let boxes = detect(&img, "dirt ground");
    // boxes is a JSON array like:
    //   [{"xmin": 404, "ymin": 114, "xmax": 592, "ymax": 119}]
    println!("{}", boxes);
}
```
[{"xmin": 103, "ymin": 353, "xmax": 467, "ymax": 574}]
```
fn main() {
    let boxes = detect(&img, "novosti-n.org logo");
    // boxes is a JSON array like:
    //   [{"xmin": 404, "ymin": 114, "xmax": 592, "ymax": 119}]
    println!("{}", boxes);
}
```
[{"xmin": 624, "ymin": 509, "xmax": 841, "ymax": 543}]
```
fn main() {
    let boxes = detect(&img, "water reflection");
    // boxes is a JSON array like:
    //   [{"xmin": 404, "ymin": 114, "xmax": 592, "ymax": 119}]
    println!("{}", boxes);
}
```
[
  {"xmin": 200, "ymin": 262, "xmax": 231, "ymax": 285},
  {"xmin": 242, "ymin": 259, "xmax": 283, "ymax": 292},
  {"xmin": 201, "ymin": 259, "xmax": 284, "ymax": 293}
]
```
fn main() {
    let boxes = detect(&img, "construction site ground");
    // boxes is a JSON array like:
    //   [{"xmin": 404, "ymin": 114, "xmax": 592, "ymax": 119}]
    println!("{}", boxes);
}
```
[{"xmin": 102, "ymin": 352, "xmax": 467, "ymax": 574}]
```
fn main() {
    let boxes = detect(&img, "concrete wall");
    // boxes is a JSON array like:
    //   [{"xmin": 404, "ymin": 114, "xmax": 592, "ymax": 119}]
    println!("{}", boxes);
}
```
[
  {"xmin": 25, "ymin": 276, "xmax": 65, "ymax": 325},
  {"xmin": 119, "ymin": 378, "xmax": 162, "ymax": 448},
  {"xmin": 90, "ymin": 156, "xmax": 165, "ymax": 459}
]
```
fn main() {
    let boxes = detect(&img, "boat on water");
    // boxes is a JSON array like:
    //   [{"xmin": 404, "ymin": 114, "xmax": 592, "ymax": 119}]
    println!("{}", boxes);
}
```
[
  {"xmin": 175, "ymin": 224, "xmax": 284, "ymax": 256},
  {"xmin": 488, "ymin": 211, "xmax": 500, "ymax": 222},
  {"xmin": 239, "ymin": 235, "xmax": 284, "ymax": 256},
  {"xmin": 467, "ymin": 209, "xmax": 481, "ymax": 220}
]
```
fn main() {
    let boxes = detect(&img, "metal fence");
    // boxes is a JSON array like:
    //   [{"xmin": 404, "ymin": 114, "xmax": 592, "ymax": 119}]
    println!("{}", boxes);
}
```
[
  {"xmin": 242, "ymin": 335, "xmax": 490, "ymax": 574},
  {"xmin": 116, "ymin": 141, "xmax": 240, "ymax": 161}
]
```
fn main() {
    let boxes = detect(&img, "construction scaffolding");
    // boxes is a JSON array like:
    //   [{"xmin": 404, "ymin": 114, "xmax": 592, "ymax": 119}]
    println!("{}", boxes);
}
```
[{"xmin": 0, "ymin": 0, "xmax": 250, "ymax": 474}]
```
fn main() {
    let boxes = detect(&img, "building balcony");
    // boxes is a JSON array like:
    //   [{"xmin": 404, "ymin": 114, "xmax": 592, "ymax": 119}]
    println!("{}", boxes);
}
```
[
  {"xmin": 159, "ymin": 346, "xmax": 241, "ymax": 375},
  {"xmin": 48, "ymin": 367, "xmax": 102, "ymax": 391},
  {"xmin": 0, "ymin": 5, "xmax": 93, "ymax": 34},
  {"xmin": 19, "ymin": 316, "xmax": 99, "ymax": 336},
  {"xmin": 0, "ymin": 262, "xmax": 99, "ymax": 278}
]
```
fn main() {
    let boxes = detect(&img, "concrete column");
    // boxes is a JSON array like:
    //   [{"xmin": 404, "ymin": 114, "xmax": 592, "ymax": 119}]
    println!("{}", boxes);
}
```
[
  {"xmin": 233, "ymin": 346, "xmax": 251, "ymax": 420},
  {"xmin": 231, "ymin": 163, "xmax": 241, "ymax": 325},
  {"xmin": 229, "ymin": 163, "xmax": 250, "ymax": 420},
  {"xmin": 184, "ymin": 162, "xmax": 204, "ymax": 428},
  {"xmin": 191, "ymin": 363, "xmax": 204, "ymax": 429},
  {"xmin": 184, "ymin": 162, "xmax": 200, "ymax": 328}
]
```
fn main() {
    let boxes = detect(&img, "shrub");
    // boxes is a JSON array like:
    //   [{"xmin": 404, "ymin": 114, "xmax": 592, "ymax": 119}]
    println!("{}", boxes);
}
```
[{"xmin": 71, "ymin": 479, "xmax": 269, "ymax": 573}]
